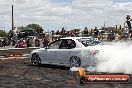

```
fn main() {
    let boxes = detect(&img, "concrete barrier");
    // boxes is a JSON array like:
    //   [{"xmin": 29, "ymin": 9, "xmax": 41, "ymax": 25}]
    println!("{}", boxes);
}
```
[{"xmin": 0, "ymin": 47, "xmax": 39, "ymax": 57}]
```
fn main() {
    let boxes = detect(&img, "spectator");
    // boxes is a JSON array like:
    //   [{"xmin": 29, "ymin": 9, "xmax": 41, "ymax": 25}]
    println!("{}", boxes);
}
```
[
  {"xmin": 32, "ymin": 37, "xmax": 35, "ymax": 47},
  {"xmin": 26, "ymin": 38, "xmax": 31, "ymax": 47},
  {"xmin": 111, "ymin": 29, "xmax": 115, "ymax": 40},
  {"xmin": 42, "ymin": 37, "xmax": 49, "ymax": 47},
  {"xmin": 69, "ymin": 31, "xmax": 76, "ymax": 37},
  {"xmin": 107, "ymin": 34, "xmax": 111, "ymax": 41},
  {"xmin": 125, "ymin": 15, "xmax": 132, "ymax": 31},
  {"xmin": 115, "ymin": 33, "xmax": 119, "ymax": 41},
  {"xmin": 35, "ymin": 37, "xmax": 40, "ymax": 47},
  {"xmin": 84, "ymin": 27, "xmax": 88, "ymax": 33},
  {"xmin": 12, "ymin": 39, "xmax": 16, "ymax": 46},
  {"xmin": 56, "ymin": 30, "xmax": 60, "ymax": 35},
  {"xmin": 29, "ymin": 38, "xmax": 33, "ymax": 47},
  {"xmin": 51, "ymin": 30, "xmax": 54, "ymax": 35},
  {"xmin": 84, "ymin": 28, "xmax": 89, "ymax": 36},
  {"xmin": 33, "ymin": 29, "xmax": 37, "ymax": 36},
  {"xmin": 18, "ymin": 38, "xmax": 25, "ymax": 48},
  {"xmin": 123, "ymin": 28, "xmax": 129, "ymax": 39},
  {"xmin": 2, "ymin": 38, "xmax": 6, "ymax": 47},
  {"xmin": 0, "ymin": 40, "xmax": 2, "ymax": 47},
  {"xmin": 93, "ymin": 27, "xmax": 99, "ymax": 38}
]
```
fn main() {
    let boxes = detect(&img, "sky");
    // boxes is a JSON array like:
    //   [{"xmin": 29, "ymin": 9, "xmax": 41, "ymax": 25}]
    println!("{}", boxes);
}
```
[
  {"xmin": 0, "ymin": 0, "xmax": 132, "ymax": 32},
  {"xmin": 113, "ymin": 0, "xmax": 132, "ymax": 3}
]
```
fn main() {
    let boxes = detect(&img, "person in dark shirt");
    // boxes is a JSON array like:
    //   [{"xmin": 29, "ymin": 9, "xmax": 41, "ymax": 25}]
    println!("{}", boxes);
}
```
[
  {"xmin": 26, "ymin": 38, "xmax": 31, "ymax": 47},
  {"xmin": 94, "ymin": 27, "xmax": 99, "ymax": 38},
  {"xmin": 42, "ymin": 37, "xmax": 49, "ymax": 47},
  {"xmin": 125, "ymin": 15, "xmax": 132, "ymax": 31},
  {"xmin": 2, "ymin": 39, "xmax": 6, "ymax": 47}
]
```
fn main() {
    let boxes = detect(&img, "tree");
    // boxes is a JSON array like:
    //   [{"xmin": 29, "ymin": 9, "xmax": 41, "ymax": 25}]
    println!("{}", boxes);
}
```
[
  {"xmin": 0, "ymin": 30, "xmax": 6, "ymax": 37},
  {"xmin": 17, "ymin": 26, "xmax": 25, "ymax": 30},
  {"xmin": 26, "ymin": 24, "xmax": 43, "ymax": 33}
]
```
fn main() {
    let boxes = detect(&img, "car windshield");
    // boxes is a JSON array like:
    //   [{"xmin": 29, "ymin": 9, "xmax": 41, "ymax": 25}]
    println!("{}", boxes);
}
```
[{"xmin": 77, "ymin": 38, "xmax": 102, "ymax": 47}]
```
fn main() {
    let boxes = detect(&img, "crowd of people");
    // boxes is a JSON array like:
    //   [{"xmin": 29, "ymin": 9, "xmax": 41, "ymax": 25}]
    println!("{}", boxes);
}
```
[
  {"xmin": 0, "ymin": 15, "xmax": 132, "ymax": 48},
  {"xmin": 0, "ymin": 36, "xmax": 50, "ymax": 48},
  {"xmin": 14, "ymin": 37, "xmax": 49, "ymax": 48},
  {"xmin": 0, "ymin": 27, "xmax": 131, "ymax": 48}
]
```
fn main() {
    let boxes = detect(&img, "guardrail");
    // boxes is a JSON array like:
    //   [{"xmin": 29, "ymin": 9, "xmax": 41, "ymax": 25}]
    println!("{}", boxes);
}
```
[{"xmin": 0, "ymin": 47, "xmax": 39, "ymax": 57}]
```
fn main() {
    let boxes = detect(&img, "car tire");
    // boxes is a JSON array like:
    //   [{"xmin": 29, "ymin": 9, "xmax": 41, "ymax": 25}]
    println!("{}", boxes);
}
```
[
  {"xmin": 31, "ymin": 53, "xmax": 41, "ymax": 67},
  {"xmin": 70, "ymin": 56, "xmax": 81, "ymax": 68}
]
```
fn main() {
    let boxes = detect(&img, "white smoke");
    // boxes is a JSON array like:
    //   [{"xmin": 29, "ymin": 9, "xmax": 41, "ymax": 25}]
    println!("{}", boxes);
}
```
[{"xmin": 95, "ymin": 41, "xmax": 132, "ymax": 74}]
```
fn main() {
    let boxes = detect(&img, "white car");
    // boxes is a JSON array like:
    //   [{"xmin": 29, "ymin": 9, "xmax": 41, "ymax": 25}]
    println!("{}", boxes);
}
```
[{"xmin": 30, "ymin": 37, "xmax": 100, "ymax": 67}]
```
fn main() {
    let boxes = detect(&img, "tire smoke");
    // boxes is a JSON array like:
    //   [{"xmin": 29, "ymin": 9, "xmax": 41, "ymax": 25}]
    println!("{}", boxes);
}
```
[{"xmin": 95, "ymin": 42, "xmax": 132, "ymax": 74}]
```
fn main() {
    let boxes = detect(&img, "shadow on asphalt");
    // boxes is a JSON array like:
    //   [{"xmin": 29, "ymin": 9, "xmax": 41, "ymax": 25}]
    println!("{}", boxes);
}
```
[{"xmin": 27, "ymin": 63, "xmax": 70, "ymax": 70}]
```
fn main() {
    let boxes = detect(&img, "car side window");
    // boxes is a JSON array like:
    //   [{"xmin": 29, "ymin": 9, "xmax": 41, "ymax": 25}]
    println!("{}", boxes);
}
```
[
  {"xmin": 59, "ymin": 39, "xmax": 76, "ymax": 49},
  {"xmin": 59, "ymin": 40, "xmax": 69, "ymax": 49},
  {"xmin": 48, "ymin": 40, "xmax": 61, "ymax": 49},
  {"xmin": 68, "ymin": 40, "xmax": 76, "ymax": 49}
]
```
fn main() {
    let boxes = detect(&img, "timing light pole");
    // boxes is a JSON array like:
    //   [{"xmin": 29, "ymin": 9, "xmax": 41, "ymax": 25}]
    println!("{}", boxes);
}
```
[
  {"xmin": 11, "ymin": 2, "xmax": 17, "ymax": 44},
  {"xmin": 12, "ymin": 4, "xmax": 14, "ymax": 30}
]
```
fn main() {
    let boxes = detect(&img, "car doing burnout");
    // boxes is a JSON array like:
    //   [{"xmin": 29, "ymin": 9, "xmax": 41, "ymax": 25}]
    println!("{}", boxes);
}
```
[{"xmin": 30, "ymin": 37, "xmax": 101, "ymax": 68}]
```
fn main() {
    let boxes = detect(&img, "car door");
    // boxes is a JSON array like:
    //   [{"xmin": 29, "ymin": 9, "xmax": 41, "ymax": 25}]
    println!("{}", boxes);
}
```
[
  {"xmin": 43, "ymin": 40, "xmax": 61, "ymax": 64},
  {"xmin": 57, "ymin": 39, "xmax": 76, "ymax": 65}
]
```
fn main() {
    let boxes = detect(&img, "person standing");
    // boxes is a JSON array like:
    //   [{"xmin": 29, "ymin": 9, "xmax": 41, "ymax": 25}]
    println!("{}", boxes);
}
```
[
  {"xmin": 35, "ymin": 37, "xmax": 40, "ymax": 47},
  {"xmin": 18, "ymin": 38, "xmax": 25, "ymax": 48},
  {"xmin": 125, "ymin": 15, "xmax": 132, "ymax": 31},
  {"xmin": 26, "ymin": 38, "xmax": 31, "ymax": 47},
  {"xmin": 123, "ymin": 28, "xmax": 129, "ymax": 39},
  {"xmin": 42, "ymin": 37, "xmax": 49, "ymax": 47},
  {"xmin": 93, "ymin": 27, "xmax": 99, "ymax": 38},
  {"xmin": 2, "ymin": 38, "xmax": 6, "ymax": 47},
  {"xmin": 32, "ymin": 37, "xmax": 35, "ymax": 47}
]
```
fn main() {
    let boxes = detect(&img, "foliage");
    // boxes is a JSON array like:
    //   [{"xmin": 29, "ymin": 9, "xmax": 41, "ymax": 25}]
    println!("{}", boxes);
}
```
[
  {"xmin": 26, "ymin": 24, "xmax": 43, "ymax": 33},
  {"xmin": 17, "ymin": 26, "xmax": 33, "ymax": 31},
  {"xmin": 0, "ymin": 30, "xmax": 6, "ymax": 37}
]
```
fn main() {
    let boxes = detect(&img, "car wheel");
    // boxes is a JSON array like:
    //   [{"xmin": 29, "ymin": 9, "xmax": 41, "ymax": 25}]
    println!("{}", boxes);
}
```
[
  {"xmin": 70, "ymin": 56, "xmax": 81, "ymax": 67},
  {"xmin": 31, "ymin": 53, "xmax": 41, "ymax": 66}
]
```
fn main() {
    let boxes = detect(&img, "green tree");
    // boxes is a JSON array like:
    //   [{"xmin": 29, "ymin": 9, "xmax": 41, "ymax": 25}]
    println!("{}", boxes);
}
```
[
  {"xmin": 26, "ymin": 24, "xmax": 43, "ymax": 33},
  {"xmin": 17, "ymin": 26, "xmax": 24, "ymax": 30},
  {"xmin": 0, "ymin": 30, "xmax": 6, "ymax": 37}
]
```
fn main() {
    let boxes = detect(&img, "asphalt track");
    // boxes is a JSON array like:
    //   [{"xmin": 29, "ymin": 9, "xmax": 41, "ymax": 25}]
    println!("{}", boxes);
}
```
[
  {"xmin": 0, "ymin": 58, "xmax": 131, "ymax": 88},
  {"xmin": 0, "ymin": 41, "xmax": 132, "ymax": 88}
]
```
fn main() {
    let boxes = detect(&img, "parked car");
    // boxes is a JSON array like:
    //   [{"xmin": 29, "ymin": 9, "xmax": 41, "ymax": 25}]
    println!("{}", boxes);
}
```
[{"xmin": 30, "ymin": 37, "xmax": 101, "ymax": 68}]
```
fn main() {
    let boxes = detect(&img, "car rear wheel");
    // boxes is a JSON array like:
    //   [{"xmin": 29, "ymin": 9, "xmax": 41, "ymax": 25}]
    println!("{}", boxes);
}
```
[
  {"xmin": 31, "ymin": 53, "xmax": 41, "ymax": 66},
  {"xmin": 70, "ymin": 56, "xmax": 81, "ymax": 67}
]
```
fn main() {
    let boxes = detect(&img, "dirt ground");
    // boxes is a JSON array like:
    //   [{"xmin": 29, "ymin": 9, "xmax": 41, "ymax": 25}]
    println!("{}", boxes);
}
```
[{"xmin": 0, "ymin": 58, "xmax": 132, "ymax": 88}]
